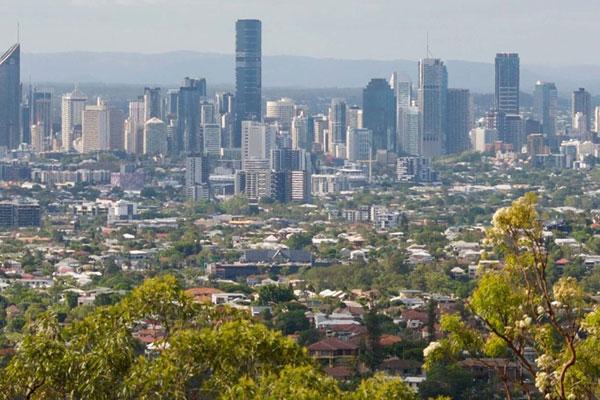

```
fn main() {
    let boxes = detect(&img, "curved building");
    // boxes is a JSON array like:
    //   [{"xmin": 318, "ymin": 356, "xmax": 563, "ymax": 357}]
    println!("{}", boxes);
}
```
[{"xmin": 0, "ymin": 44, "xmax": 20, "ymax": 149}]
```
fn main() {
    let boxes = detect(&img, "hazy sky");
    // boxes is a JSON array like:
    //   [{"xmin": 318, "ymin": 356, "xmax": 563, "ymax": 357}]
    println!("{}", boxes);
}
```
[{"xmin": 1, "ymin": 0, "xmax": 598, "ymax": 65}]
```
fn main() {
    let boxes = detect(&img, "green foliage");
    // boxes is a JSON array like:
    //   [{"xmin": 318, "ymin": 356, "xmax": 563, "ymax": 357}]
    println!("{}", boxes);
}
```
[{"xmin": 258, "ymin": 285, "xmax": 295, "ymax": 305}]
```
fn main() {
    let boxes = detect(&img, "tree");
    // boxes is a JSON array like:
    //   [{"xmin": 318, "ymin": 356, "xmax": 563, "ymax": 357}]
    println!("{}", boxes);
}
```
[
  {"xmin": 425, "ymin": 193, "xmax": 600, "ymax": 400},
  {"xmin": 258, "ymin": 285, "xmax": 295, "ymax": 305}
]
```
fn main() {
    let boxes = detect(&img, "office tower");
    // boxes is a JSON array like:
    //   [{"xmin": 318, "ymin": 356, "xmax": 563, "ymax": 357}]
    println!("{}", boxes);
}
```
[
  {"xmin": 363, "ymin": 78, "xmax": 396, "ymax": 153},
  {"xmin": 495, "ymin": 53, "xmax": 520, "ymax": 114},
  {"xmin": 418, "ymin": 59, "xmax": 447, "ymax": 157},
  {"xmin": 108, "ymin": 107, "xmax": 125, "ymax": 150},
  {"xmin": 503, "ymin": 114, "xmax": 524, "ymax": 151},
  {"xmin": 166, "ymin": 89, "xmax": 179, "ymax": 120},
  {"xmin": 176, "ymin": 77, "xmax": 206, "ymax": 154},
  {"xmin": 235, "ymin": 19, "xmax": 262, "ymax": 147},
  {"xmin": 346, "ymin": 127, "xmax": 372, "ymax": 161},
  {"xmin": 200, "ymin": 102, "xmax": 215, "ymax": 125},
  {"xmin": 595, "ymin": 106, "xmax": 600, "ymax": 133},
  {"xmin": 82, "ymin": 99, "xmax": 110, "ymax": 153},
  {"xmin": 241, "ymin": 121, "xmax": 275, "ymax": 168},
  {"xmin": 291, "ymin": 115, "xmax": 309, "ymax": 151},
  {"xmin": 291, "ymin": 170, "xmax": 310, "ymax": 202},
  {"xmin": 20, "ymin": 102, "xmax": 30, "ymax": 144},
  {"xmin": 312, "ymin": 114, "xmax": 328, "ymax": 151},
  {"xmin": 143, "ymin": 87, "xmax": 161, "ymax": 121},
  {"xmin": 346, "ymin": 106, "xmax": 363, "ymax": 130},
  {"xmin": 328, "ymin": 98, "xmax": 347, "ymax": 155},
  {"xmin": 31, "ymin": 90, "xmax": 52, "ymax": 139},
  {"xmin": 533, "ymin": 81, "xmax": 557, "ymax": 137},
  {"xmin": 143, "ymin": 117, "xmax": 167, "ymax": 155},
  {"xmin": 185, "ymin": 156, "xmax": 210, "ymax": 201},
  {"xmin": 270, "ymin": 148, "xmax": 308, "ymax": 172},
  {"xmin": 202, "ymin": 123, "xmax": 221, "ymax": 156},
  {"xmin": 397, "ymin": 105, "xmax": 421, "ymax": 156},
  {"xmin": 572, "ymin": 88, "xmax": 592, "ymax": 132},
  {"xmin": 527, "ymin": 133, "xmax": 545, "ymax": 157},
  {"xmin": 0, "ymin": 44, "xmax": 21, "ymax": 149},
  {"xmin": 470, "ymin": 127, "xmax": 498, "ymax": 152},
  {"xmin": 397, "ymin": 81, "xmax": 412, "ymax": 109},
  {"xmin": 61, "ymin": 88, "xmax": 87, "ymax": 151},
  {"xmin": 266, "ymin": 98, "xmax": 295, "ymax": 130},
  {"xmin": 216, "ymin": 92, "xmax": 235, "ymax": 114},
  {"xmin": 446, "ymin": 88, "xmax": 471, "ymax": 154},
  {"xmin": 125, "ymin": 99, "xmax": 145, "ymax": 154},
  {"xmin": 31, "ymin": 124, "xmax": 44, "ymax": 153}
]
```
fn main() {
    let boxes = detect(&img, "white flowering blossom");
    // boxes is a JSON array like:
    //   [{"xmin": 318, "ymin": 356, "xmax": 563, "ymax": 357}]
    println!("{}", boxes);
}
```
[{"xmin": 423, "ymin": 341, "xmax": 442, "ymax": 359}]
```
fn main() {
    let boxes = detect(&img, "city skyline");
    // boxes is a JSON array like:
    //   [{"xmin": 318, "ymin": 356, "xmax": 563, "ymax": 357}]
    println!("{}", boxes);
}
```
[{"xmin": 1, "ymin": 0, "xmax": 600, "ymax": 66}]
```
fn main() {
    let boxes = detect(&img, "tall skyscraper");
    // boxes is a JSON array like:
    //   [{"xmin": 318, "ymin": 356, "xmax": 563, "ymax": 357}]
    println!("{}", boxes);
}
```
[
  {"xmin": 108, "ymin": 107, "xmax": 125, "ymax": 150},
  {"xmin": 143, "ymin": 117, "xmax": 167, "ymax": 155},
  {"xmin": 328, "ymin": 98, "xmax": 347, "ymax": 155},
  {"xmin": 176, "ymin": 77, "xmax": 206, "ymax": 154},
  {"xmin": 235, "ymin": 19, "xmax": 262, "ymax": 147},
  {"xmin": 0, "ymin": 44, "xmax": 21, "ymax": 149},
  {"xmin": 266, "ymin": 98, "xmax": 295, "ymax": 130},
  {"xmin": 346, "ymin": 106, "xmax": 363, "ymax": 130},
  {"xmin": 533, "ymin": 81, "xmax": 558, "ymax": 138},
  {"xmin": 61, "ymin": 88, "xmax": 87, "ymax": 151},
  {"xmin": 494, "ymin": 53, "xmax": 520, "ymax": 114},
  {"xmin": 143, "ymin": 87, "xmax": 161, "ymax": 121},
  {"xmin": 31, "ymin": 124, "xmax": 44, "ymax": 153},
  {"xmin": 291, "ymin": 114, "xmax": 309, "ymax": 151},
  {"xmin": 125, "ymin": 99, "xmax": 145, "ymax": 154},
  {"xmin": 363, "ymin": 78, "xmax": 396, "ymax": 153},
  {"xmin": 346, "ymin": 127, "xmax": 372, "ymax": 161},
  {"xmin": 398, "ymin": 105, "xmax": 422, "ymax": 156},
  {"xmin": 446, "ymin": 89, "xmax": 471, "ymax": 154},
  {"xmin": 572, "ymin": 88, "xmax": 592, "ymax": 132},
  {"xmin": 82, "ymin": 99, "xmax": 110, "ymax": 153},
  {"xmin": 202, "ymin": 123, "xmax": 221, "ymax": 156},
  {"xmin": 31, "ymin": 90, "xmax": 52, "ymax": 140},
  {"xmin": 418, "ymin": 58, "xmax": 447, "ymax": 157},
  {"xmin": 241, "ymin": 121, "xmax": 275, "ymax": 169}
]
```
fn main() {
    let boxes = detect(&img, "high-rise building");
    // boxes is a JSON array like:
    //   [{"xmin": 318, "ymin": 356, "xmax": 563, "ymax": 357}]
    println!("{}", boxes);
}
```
[
  {"xmin": 202, "ymin": 123, "xmax": 221, "ymax": 156},
  {"xmin": 572, "ymin": 88, "xmax": 592, "ymax": 132},
  {"xmin": 241, "ymin": 121, "xmax": 275, "ymax": 168},
  {"xmin": 31, "ymin": 90, "xmax": 52, "ymax": 139},
  {"xmin": 143, "ymin": 87, "xmax": 161, "ymax": 121},
  {"xmin": 418, "ymin": 58, "xmax": 447, "ymax": 157},
  {"xmin": 61, "ymin": 88, "xmax": 87, "ymax": 151},
  {"xmin": 125, "ymin": 99, "xmax": 145, "ymax": 154},
  {"xmin": 533, "ymin": 81, "xmax": 558, "ymax": 138},
  {"xmin": 311, "ymin": 114, "xmax": 328, "ymax": 151},
  {"xmin": 82, "ymin": 99, "xmax": 110, "ymax": 153},
  {"xmin": 446, "ymin": 88, "xmax": 471, "ymax": 154},
  {"xmin": 397, "ymin": 105, "xmax": 421, "ymax": 156},
  {"xmin": 143, "ymin": 117, "xmax": 167, "ymax": 155},
  {"xmin": 363, "ymin": 78, "xmax": 396, "ymax": 153},
  {"xmin": 235, "ymin": 19, "xmax": 262, "ymax": 147},
  {"xmin": 346, "ymin": 127, "xmax": 372, "ymax": 161},
  {"xmin": 503, "ymin": 114, "xmax": 524, "ymax": 151},
  {"xmin": 470, "ymin": 127, "xmax": 498, "ymax": 152},
  {"xmin": 346, "ymin": 106, "xmax": 363, "ymax": 130},
  {"xmin": 200, "ymin": 102, "xmax": 215, "ymax": 125},
  {"xmin": 31, "ymin": 124, "xmax": 45, "ymax": 153},
  {"xmin": 266, "ymin": 98, "xmax": 295, "ymax": 130},
  {"xmin": 108, "ymin": 107, "xmax": 125, "ymax": 150},
  {"xmin": 495, "ymin": 53, "xmax": 520, "ymax": 114},
  {"xmin": 0, "ymin": 44, "xmax": 20, "ymax": 149},
  {"xmin": 176, "ymin": 77, "xmax": 206, "ymax": 154},
  {"xmin": 328, "ymin": 98, "xmax": 347, "ymax": 155},
  {"xmin": 397, "ymin": 81, "xmax": 412, "ymax": 109},
  {"xmin": 595, "ymin": 106, "xmax": 600, "ymax": 133},
  {"xmin": 291, "ymin": 115, "xmax": 309, "ymax": 151},
  {"xmin": 185, "ymin": 156, "xmax": 210, "ymax": 201}
]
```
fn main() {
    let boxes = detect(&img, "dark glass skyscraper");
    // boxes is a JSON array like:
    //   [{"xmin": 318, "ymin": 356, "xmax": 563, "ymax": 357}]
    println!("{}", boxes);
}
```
[
  {"xmin": 446, "ymin": 88, "xmax": 470, "ymax": 154},
  {"xmin": 235, "ymin": 19, "xmax": 262, "ymax": 148},
  {"xmin": 363, "ymin": 78, "xmax": 396, "ymax": 152},
  {"xmin": 494, "ymin": 53, "xmax": 520, "ymax": 114},
  {"xmin": 572, "ymin": 88, "xmax": 592, "ymax": 131},
  {"xmin": 0, "ymin": 44, "xmax": 21, "ymax": 149},
  {"xmin": 533, "ymin": 81, "xmax": 557, "ymax": 138},
  {"xmin": 176, "ymin": 77, "xmax": 206, "ymax": 155}
]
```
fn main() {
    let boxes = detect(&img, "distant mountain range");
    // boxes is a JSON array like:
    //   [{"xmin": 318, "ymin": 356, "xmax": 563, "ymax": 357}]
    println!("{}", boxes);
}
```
[{"xmin": 20, "ymin": 51, "xmax": 600, "ymax": 94}]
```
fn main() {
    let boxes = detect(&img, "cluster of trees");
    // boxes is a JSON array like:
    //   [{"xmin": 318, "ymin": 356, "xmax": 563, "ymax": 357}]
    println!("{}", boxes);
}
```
[{"xmin": 0, "ymin": 275, "xmax": 419, "ymax": 400}]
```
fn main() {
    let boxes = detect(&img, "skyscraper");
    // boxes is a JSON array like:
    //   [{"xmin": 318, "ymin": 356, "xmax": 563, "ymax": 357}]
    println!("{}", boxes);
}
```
[
  {"xmin": 533, "ymin": 81, "xmax": 558, "ymax": 138},
  {"xmin": 495, "ymin": 53, "xmax": 520, "ymax": 115},
  {"xmin": 418, "ymin": 58, "xmax": 447, "ymax": 157},
  {"xmin": 61, "ymin": 88, "xmax": 87, "ymax": 151},
  {"xmin": 143, "ymin": 117, "xmax": 167, "ymax": 155},
  {"xmin": 143, "ymin": 87, "xmax": 161, "ymax": 121},
  {"xmin": 572, "ymin": 88, "xmax": 592, "ymax": 132},
  {"xmin": 291, "ymin": 114, "xmax": 309, "ymax": 151},
  {"xmin": 82, "ymin": 99, "xmax": 110, "ymax": 153},
  {"xmin": 176, "ymin": 77, "xmax": 206, "ymax": 154},
  {"xmin": 108, "ymin": 107, "xmax": 125, "ymax": 150},
  {"xmin": 346, "ymin": 127, "xmax": 372, "ymax": 161},
  {"xmin": 31, "ymin": 90, "xmax": 52, "ymax": 140},
  {"xmin": 125, "ymin": 98, "xmax": 145, "ymax": 154},
  {"xmin": 241, "ymin": 121, "xmax": 275, "ymax": 169},
  {"xmin": 446, "ymin": 88, "xmax": 471, "ymax": 154},
  {"xmin": 0, "ymin": 44, "xmax": 21, "ymax": 149},
  {"xmin": 235, "ymin": 19, "xmax": 262, "ymax": 147},
  {"xmin": 363, "ymin": 79, "xmax": 396, "ymax": 153},
  {"xmin": 328, "ymin": 98, "xmax": 347, "ymax": 155},
  {"xmin": 266, "ymin": 98, "xmax": 295, "ymax": 130}
]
